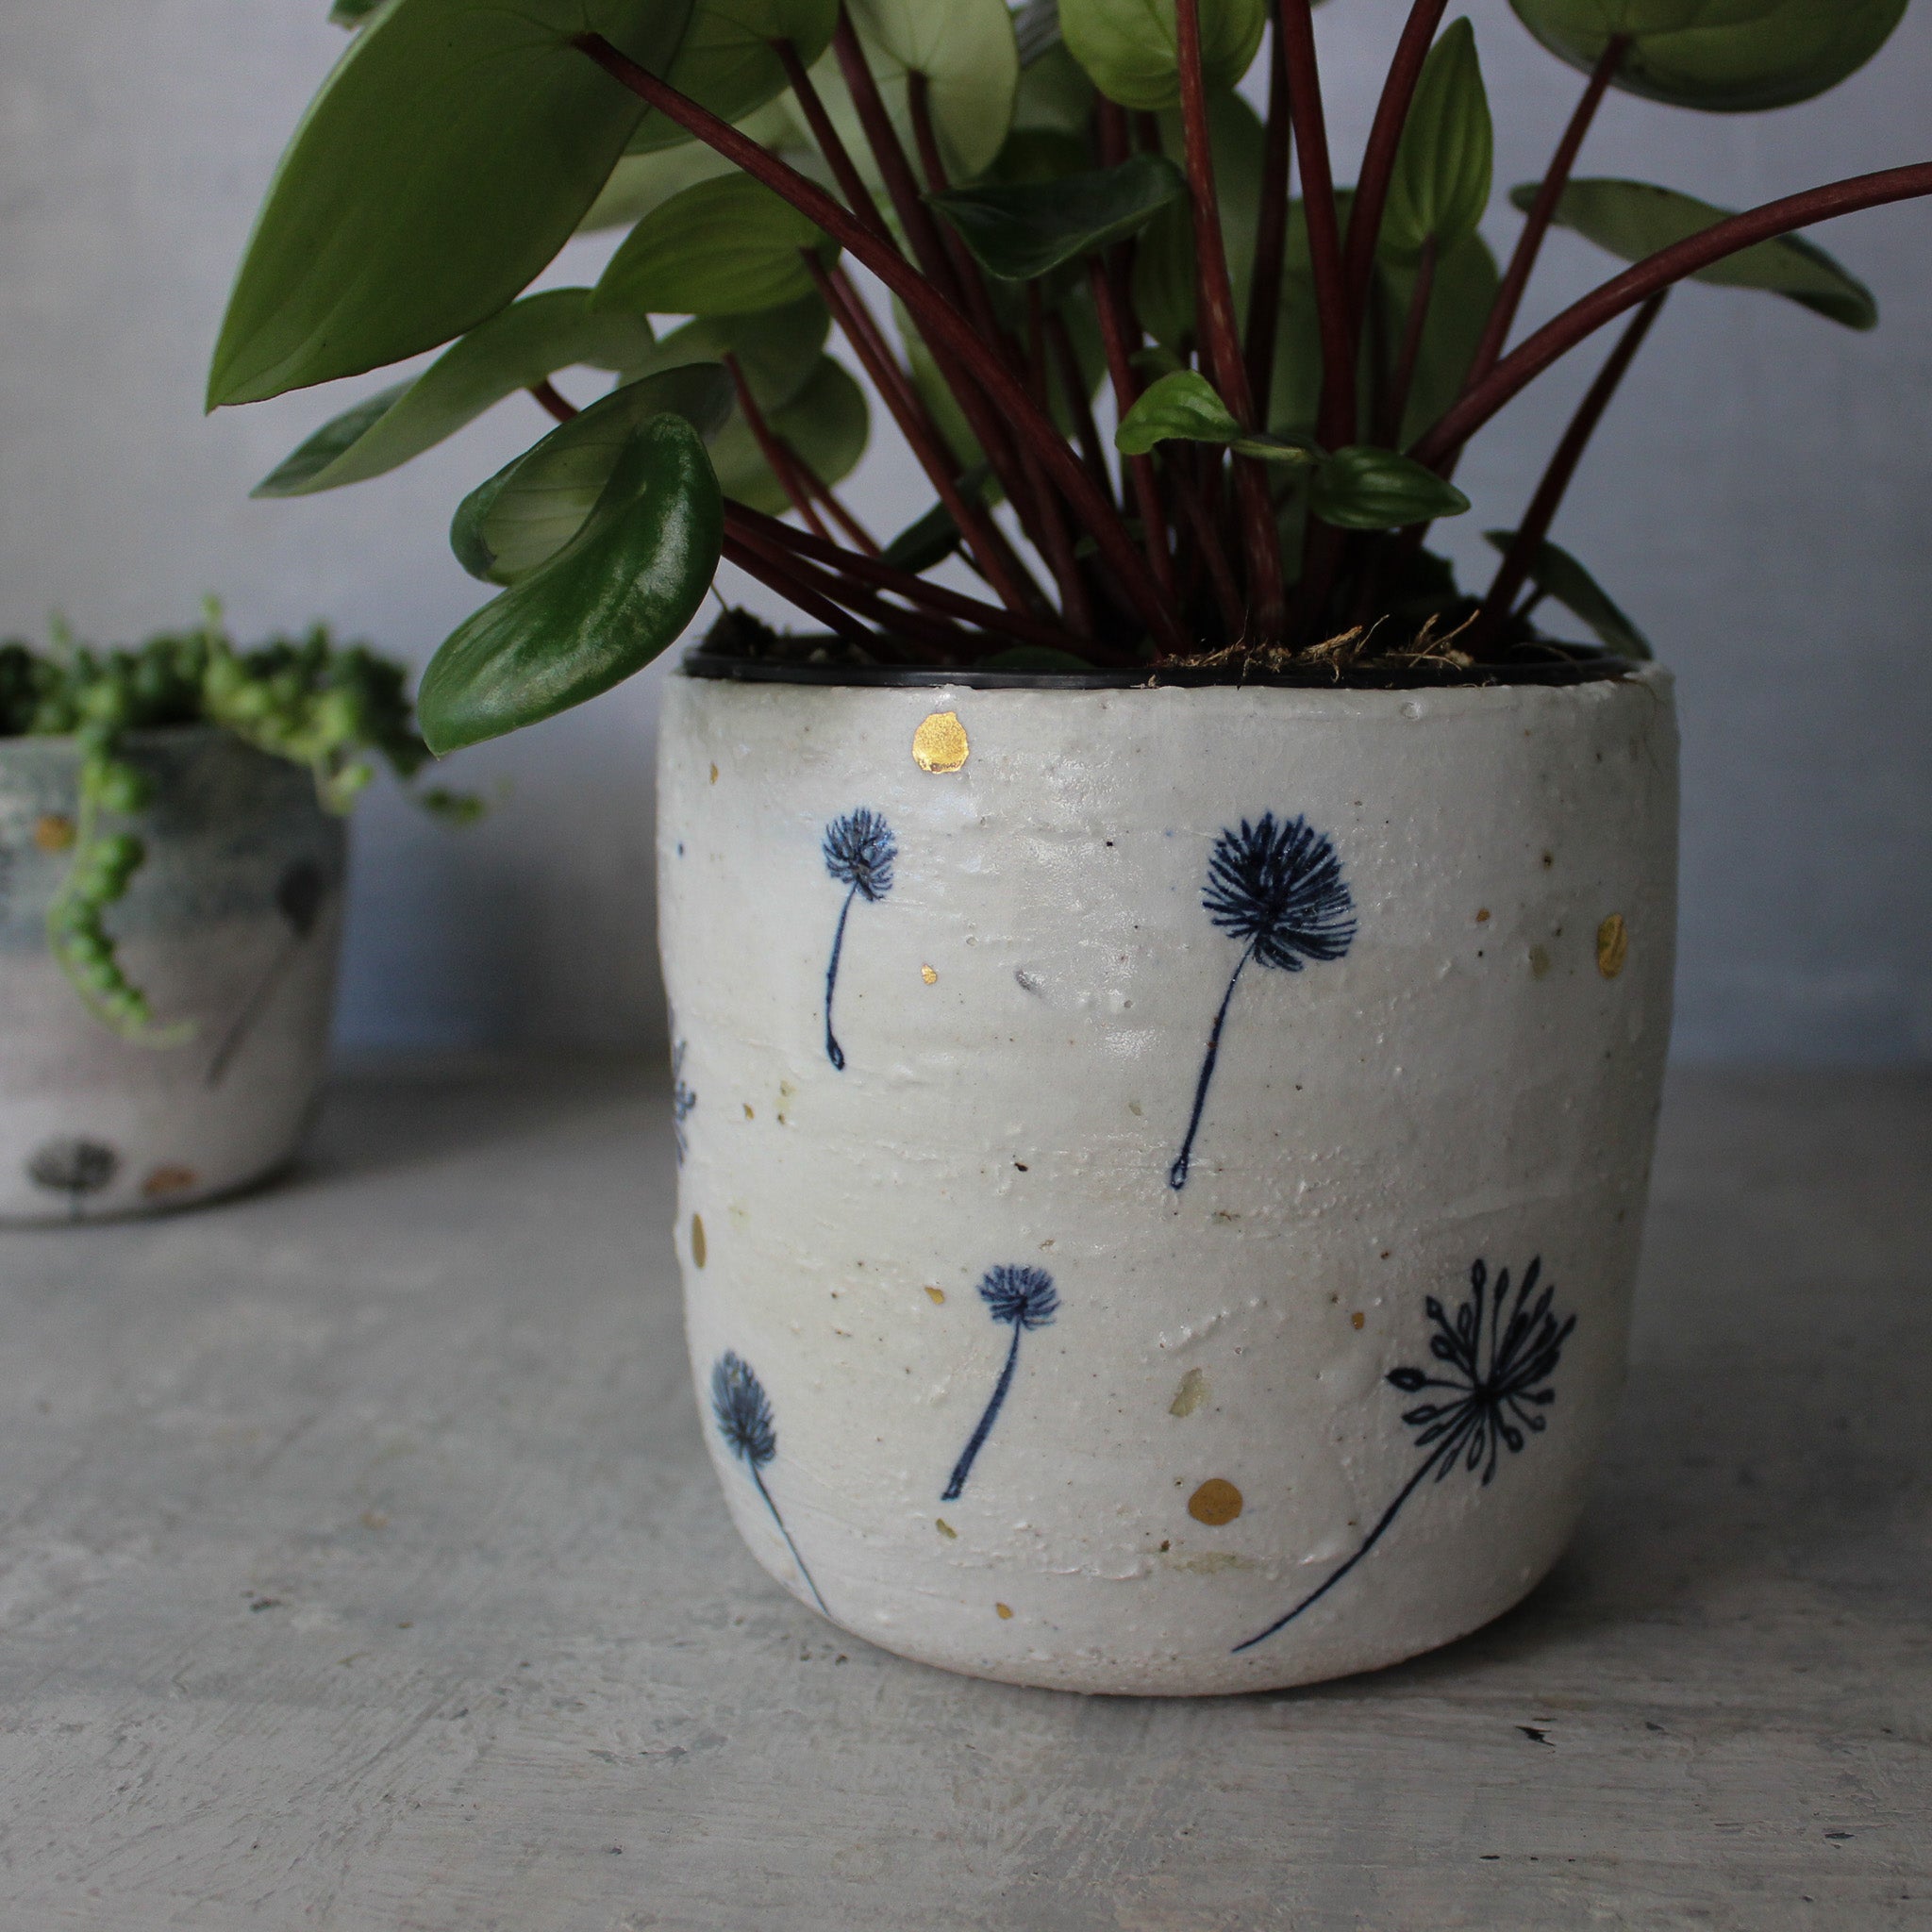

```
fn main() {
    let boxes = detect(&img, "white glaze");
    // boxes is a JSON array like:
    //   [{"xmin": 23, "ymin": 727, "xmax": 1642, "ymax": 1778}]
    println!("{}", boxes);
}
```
[{"xmin": 658, "ymin": 667, "xmax": 1678, "ymax": 1693}]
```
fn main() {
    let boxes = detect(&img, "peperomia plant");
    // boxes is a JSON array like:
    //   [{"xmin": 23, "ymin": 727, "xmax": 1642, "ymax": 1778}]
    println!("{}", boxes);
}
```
[{"xmin": 212, "ymin": 0, "xmax": 1928, "ymax": 749}]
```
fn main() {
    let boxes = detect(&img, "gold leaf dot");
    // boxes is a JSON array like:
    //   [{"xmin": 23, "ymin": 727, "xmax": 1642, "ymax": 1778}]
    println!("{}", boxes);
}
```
[
  {"xmin": 936, "ymin": 1518, "xmax": 957, "ymax": 1540},
  {"xmin": 1529, "ymin": 943, "xmax": 1552, "ymax": 981},
  {"xmin": 1188, "ymin": 1478, "xmax": 1243, "ymax": 1526},
  {"xmin": 743, "ymin": 1104, "xmax": 754, "ymax": 1120},
  {"xmin": 1169, "ymin": 1367, "xmax": 1208, "ymax": 1417},
  {"xmin": 924, "ymin": 1286, "xmax": 945, "ymax": 1305},
  {"xmin": 34, "ymin": 814, "xmax": 75, "ymax": 854},
  {"xmin": 1597, "ymin": 913, "xmax": 1629, "ymax": 979},
  {"xmin": 1351, "ymin": 1311, "xmax": 1365, "ymax": 1331},
  {"xmin": 921, "ymin": 964, "xmax": 938, "ymax": 984},
  {"xmin": 1475, "ymin": 908, "xmax": 1491, "ymax": 924},
  {"xmin": 994, "ymin": 1602, "xmax": 1013, "ymax": 1620},
  {"xmin": 913, "ymin": 710, "xmax": 969, "ymax": 774},
  {"xmin": 708, "ymin": 762, "xmax": 719, "ymax": 784},
  {"xmin": 142, "ymin": 1165, "xmax": 198, "ymax": 1200},
  {"xmin": 691, "ymin": 1214, "xmax": 707, "ymax": 1269}
]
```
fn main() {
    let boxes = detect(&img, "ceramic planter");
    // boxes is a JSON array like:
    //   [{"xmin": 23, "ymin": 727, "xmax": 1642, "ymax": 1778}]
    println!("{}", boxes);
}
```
[
  {"xmin": 0, "ymin": 726, "xmax": 345, "ymax": 1224},
  {"xmin": 658, "ymin": 658, "xmax": 1677, "ymax": 1694}
]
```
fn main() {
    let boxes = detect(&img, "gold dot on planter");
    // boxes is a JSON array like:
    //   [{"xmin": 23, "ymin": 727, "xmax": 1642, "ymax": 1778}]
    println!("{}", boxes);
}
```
[
  {"xmin": 994, "ymin": 1602, "xmax": 1013, "ymax": 1620},
  {"xmin": 1351, "ymin": 1311, "xmax": 1365, "ymax": 1331},
  {"xmin": 921, "ymin": 964, "xmax": 938, "ymax": 984},
  {"xmin": 924, "ymin": 1286, "xmax": 945, "ymax": 1305},
  {"xmin": 1188, "ymin": 1478, "xmax": 1243, "ymax": 1526},
  {"xmin": 708, "ymin": 762, "xmax": 719, "ymax": 784},
  {"xmin": 1596, "ymin": 913, "xmax": 1629, "ymax": 979},
  {"xmin": 34, "ymin": 814, "xmax": 75, "ymax": 854},
  {"xmin": 936, "ymin": 1519, "xmax": 957, "ymax": 1540},
  {"xmin": 691, "ymin": 1214, "xmax": 707, "ymax": 1268},
  {"xmin": 913, "ymin": 710, "xmax": 969, "ymax": 774}
]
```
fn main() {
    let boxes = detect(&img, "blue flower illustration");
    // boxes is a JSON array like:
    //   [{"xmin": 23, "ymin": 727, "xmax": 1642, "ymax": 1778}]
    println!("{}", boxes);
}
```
[
  {"xmin": 1168, "ymin": 812, "xmax": 1356, "ymax": 1191},
  {"xmin": 1233, "ymin": 1257, "xmax": 1575, "ymax": 1654},
  {"xmin": 941, "ymin": 1265, "xmax": 1059, "ymax": 1502},
  {"xmin": 710, "ymin": 1351, "xmax": 826, "ymax": 1613},
  {"xmin": 821, "ymin": 808, "xmax": 897, "ymax": 1071}
]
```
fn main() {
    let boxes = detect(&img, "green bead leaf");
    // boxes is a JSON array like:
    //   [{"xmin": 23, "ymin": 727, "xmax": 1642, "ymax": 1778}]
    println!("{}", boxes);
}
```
[
  {"xmin": 1309, "ymin": 447, "xmax": 1470, "ymax": 529},
  {"xmin": 452, "ymin": 366, "xmax": 734, "ymax": 586},
  {"xmin": 1380, "ymin": 18, "xmax": 1493, "ymax": 265},
  {"xmin": 625, "ymin": 0, "xmax": 839, "ymax": 153},
  {"xmin": 1513, "ymin": 177, "xmax": 1877, "ymax": 328},
  {"xmin": 1486, "ymin": 531, "xmax": 1654, "ymax": 658},
  {"xmin": 208, "ymin": 0, "xmax": 695, "ymax": 408},
  {"xmin": 708, "ymin": 355, "xmax": 870, "ymax": 513},
  {"xmin": 253, "ymin": 290, "xmax": 657, "ymax": 497},
  {"xmin": 926, "ymin": 154, "xmax": 1186, "ymax": 281},
  {"xmin": 1059, "ymin": 0, "xmax": 1267, "ymax": 110},
  {"xmin": 593, "ymin": 175, "xmax": 836, "ymax": 319},
  {"xmin": 1507, "ymin": 0, "xmax": 1908, "ymax": 112},
  {"xmin": 420, "ymin": 414, "xmax": 724, "ymax": 755}
]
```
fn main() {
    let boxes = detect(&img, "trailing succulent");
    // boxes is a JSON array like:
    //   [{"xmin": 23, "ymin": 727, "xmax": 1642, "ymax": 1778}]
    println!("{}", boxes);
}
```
[
  {"xmin": 212, "ymin": 0, "xmax": 1927, "ymax": 748},
  {"xmin": 0, "ymin": 608, "xmax": 472, "ymax": 1042}
]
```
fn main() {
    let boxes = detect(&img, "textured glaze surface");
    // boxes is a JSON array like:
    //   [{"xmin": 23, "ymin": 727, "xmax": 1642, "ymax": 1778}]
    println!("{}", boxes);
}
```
[
  {"xmin": 0, "ymin": 727, "xmax": 344, "ymax": 1221},
  {"xmin": 658, "ymin": 671, "xmax": 1680, "ymax": 1692}
]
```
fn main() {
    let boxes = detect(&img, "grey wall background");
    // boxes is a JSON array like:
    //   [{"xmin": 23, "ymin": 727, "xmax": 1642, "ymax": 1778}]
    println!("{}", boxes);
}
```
[{"xmin": 0, "ymin": 0, "xmax": 1925, "ymax": 1060}]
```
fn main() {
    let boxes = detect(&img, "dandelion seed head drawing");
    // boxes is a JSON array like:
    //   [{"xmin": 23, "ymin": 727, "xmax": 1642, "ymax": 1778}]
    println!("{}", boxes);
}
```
[
  {"xmin": 978, "ymin": 1264, "xmax": 1059, "ymax": 1331},
  {"xmin": 711, "ymin": 1351, "xmax": 776, "ymax": 1470},
  {"xmin": 1203, "ymin": 813, "xmax": 1356, "ymax": 973},
  {"xmin": 823, "ymin": 808, "xmax": 897, "ymax": 904}
]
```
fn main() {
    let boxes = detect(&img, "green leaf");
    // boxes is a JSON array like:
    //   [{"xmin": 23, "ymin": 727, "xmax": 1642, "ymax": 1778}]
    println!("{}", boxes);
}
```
[
  {"xmin": 1115, "ymin": 371, "xmax": 1241, "ymax": 452},
  {"xmin": 1486, "ymin": 531, "xmax": 1653, "ymax": 658},
  {"xmin": 878, "ymin": 464, "xmax": 992, "ymax": 571},
  {"xmin": 253, "ymin": 290, "xmax": 656, "ymax": 498},
  {"xmin": 420, "ymin": 414, "xmax": 724, "ymax": 755},
  {"xmin": 452, "ymin": 366, "xmax": 734, "ymax": 586},
  {"xmin": 582, "ymin": 96, "xmax": 805, "ymax": 232},
  {"xmin": 1380, "ymin": 18, "xmax": 1492, "ymax": 265},
  {"xmin": 708, "ymin": 355, "xmax": 871, "ymax": 513},
  {"xmin": 624, "ymin": 297, "xmax": 831, "ymax": 414},
  {"xmin": 207, "ymin": 0, "xmax": 695, "ymax": 408},
  {"xmin": 1013, "ymin": 38, "xmax": 1098, "ymax": 136},
  {"xmin": 1309, "ymin": 447, "xmax": 1469, "ymax": 528},
  {"xmin": 926, "ymin": 154, "xmax": 1186, "ymax": 280},
  {"xmin": 329, "ymin": 0, "xmax": 384, "ymax": 24},
  {"xmin": 594, "ymin": 175, "xmax": 836, "ymax": 320},
  {"xmin": 1507, "ymin": 0, "xmax": 1908, "ymax": 112},
  {"xmin": 1380, "ymin": 230, "xmax": 1501, "ymax": 448},
  {"xmin": 1513, "ymin": 177, "xmax": 1877, "ymax": 328},
  {"xmin": 1060, "ymin": 0, "xmax": 1268, "ymax": 110},
  {"xmin": 624, "ymin": 0, "xmax": 839, "ymax": 154}
]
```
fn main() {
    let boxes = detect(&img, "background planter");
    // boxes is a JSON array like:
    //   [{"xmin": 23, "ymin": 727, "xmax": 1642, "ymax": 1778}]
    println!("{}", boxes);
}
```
[
  {"xmin": 0, "ymin": 726, "xmax": 345, "ymax": 1223},
  {"xmin": 658, "ymin": 663, "xmax": 1678, "ymax": 1694}
]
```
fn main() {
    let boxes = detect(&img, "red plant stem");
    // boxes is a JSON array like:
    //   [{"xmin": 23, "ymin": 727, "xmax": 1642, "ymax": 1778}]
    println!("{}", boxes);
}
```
[
  {"xmin": 1375, "ymin": 237, "xmax": 1436, "ymax": 448},
  {"xmin": 724, "ymin": 351, "xmax": 833, "ymax": 541},
  {"xmin": 772, "ymin": 37, "xmax": 893, "ymax": 247},
  {"xmin": 1465, "ymin": 35, "xmax": 1626, "ymax": 396},
  {"xmin": 528, "ymin": 379, "xmax": 575, "ymax": 423},
  {"xmin": 1341, "ymin": 0, "xmax": 1449, "ymax": 341},
  {"xmin": 1243, "ymin": 15, "xmax": 1292, "ymax": 413},
  {"xmin": 1087, "ymin": 259, "xmax": 1179, "ymax": 603},
  {"xmin": 1274, "ymin": 0, "xmax": 1356, "ymax": 455},
  {"xmin": 1412, "ymin": 162, "xmax": 1932, "ymax": 469},
  {"xmin": 721, "ymin": 531, "xmax": 881, "ymax": 653},
  {"xmin": 1470, "ymin": 289, "xmax": 1667, "ymax": 654},
  {"xmin": 1176, "ymin": 0, "xmax": 1283, "ymax": 642},
  {"xmin": 1046, "ymin": 309, "xmax": 1111, "ymax": 502},
  {"xmin": 1021, "ymin": 286, "xmax": 1097, "ymax": 637},
  {"xmin": 908, "ymin": 74, "xmax": 1017, "ymax": 366},
  {"xmin": 800, "ymin": 462, "xmax": 881, "ymax": 555},
  {"xmin": 571, "ymin": 31, "xmax": 1181, "ymax": 652},
  {"xmin": 1173, "ymin": 461, "xmax": 1247, "ymax": 640}
]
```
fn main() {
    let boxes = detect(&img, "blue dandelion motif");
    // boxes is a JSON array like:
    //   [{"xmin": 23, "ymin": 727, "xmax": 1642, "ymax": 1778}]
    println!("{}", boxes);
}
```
[
  {"xmin": 710, "ymin": 1351, "xmax": 826, "ymax": 1613},
  {"xmin": 821, "ymin": 808, "xmax": 897, "ymax": 1072},
  {"xmin": 1168, "ymin": 812, "xmax": 1356, "ymax": 1191},
  {"xmin": 941, "ymin": 1265, "xmax": 1059, "ymax": 1503},
  {"xmin": 1233, "ymin": 1257, "xmax": 1576, "ymax": 1654}
]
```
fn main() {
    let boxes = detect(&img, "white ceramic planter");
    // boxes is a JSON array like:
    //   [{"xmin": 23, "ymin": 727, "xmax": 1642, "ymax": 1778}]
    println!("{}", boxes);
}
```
[
  {"xmin": 0, "ymin": 727, "xmax": 345, "ymax": 1224},
  {"xmin": 658, "ymin": 662, "xmax": 1677, "ymax": 1694}
]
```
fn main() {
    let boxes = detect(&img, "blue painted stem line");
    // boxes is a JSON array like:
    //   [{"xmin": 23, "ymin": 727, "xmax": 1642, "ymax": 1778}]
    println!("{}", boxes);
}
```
[
  {"xmin": 941, "ymin": 1323, "xmax": 1024, "ymax": 1502},
  {"xmin": 1168, "ymin": 941, "xmax": 1257, "ymax": 1192},
  {"xmin": 824, "ymin": 882, "xmax": 858, "ymax": 1072},
  {"xmin": 1231, "ymin": 1433, "xmax": 1466, "ymax": 1655},
  {"xmin": 751, "ymin": 1463, "xmax": 828, "ymax": 1614}
]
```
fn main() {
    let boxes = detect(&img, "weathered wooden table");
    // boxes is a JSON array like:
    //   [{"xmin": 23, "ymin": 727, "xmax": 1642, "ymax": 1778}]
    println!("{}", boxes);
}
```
[{"xmin": 0, "ymin": 1061, "xmax": 1924, "ymax": 1930}]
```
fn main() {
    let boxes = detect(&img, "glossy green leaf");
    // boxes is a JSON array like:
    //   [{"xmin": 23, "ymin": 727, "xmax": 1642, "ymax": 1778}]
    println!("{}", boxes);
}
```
[
  {"xmin": 253, "ymin": 291, "xmax": 656, "ymax": 497},
  {"xmin": 624, "ymin": 297, "xmax": 831, "ymax": 414},
  {"xmin": 208, "ymin": 0, "xmax": 694, "ymax": 408},
  {"xmin": 1115, "ymin": 371, "xmax": 1239, "ymax": 452},
  {"xmin": 1013, "ymin": 38, "xmax": 1098, "ymax": 136},
  {"xmin": 1507, "ymin": 0, "xmax": 1908, "ymax": 111},
  {"xmin": 625, "ymin": 0, "xmax": 839, "ymax": 153},
  {"xmin": 583, "ymin": 96, "xmax": 806, "ymax": 231},
  {"xmin": 329, "ymin": 0, "xmax": 384, "ymax": 24},
  {"xmin": 1060, "ymin": 0, "xmax": 1268, "ymax": 110},
  {"xmin": 1486, "ymin": 531, "xmax": 1653, "ymax": 658},
  {"xmin": 594, "ymin": 175, "xmax": 836, "ymax": 320},
  {"xmin": 1380, "ymin": 19, "xmax": 1493, "ymax": 264},
  {"xmin": 1381, "ymin": 230, "xmax": 1501, "ymax": 448},
  {"xmin": 1309, "ymin": 447, "xmax": 1469, "ymax": 528},
  {"xmin": 878, "ymin": 465, "xmax": 992, "ymax": 571},
  {"xmin": 927, "ymin": 154, "xmax": 1186, "ymax": 280},
  {"xmin": 420, "ymin": 415, "xmax": 724, "ymax": 755},
  {"xmin": 452, "ymin": 366, "xmax": 734, "ymax": 586},
  {"xmin": 708, "ymin": 355, "xmax": 871, "ymax": 513},
  {"xmin": 1514, "ymin": 177, "xmax": 1877, "ymax": 328}
]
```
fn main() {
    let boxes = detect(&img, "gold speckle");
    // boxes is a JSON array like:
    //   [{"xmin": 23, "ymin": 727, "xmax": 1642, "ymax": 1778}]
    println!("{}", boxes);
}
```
[
  {"xmin": 924, "ymin": 1286, "xmax": 945, "ymax": 1305},
  {"xmin": 1169, "ymin": 1367, "xmax": 1208, "ymax": 1417},
  {"xmin": 691, "ymin": 1214, "xmax": 708, "ymax": 1268},
  {"xmin": 912, "ymin": 710, "xmax": 969, "ymax": 774},
  {"xmin": 1529, "ymin": 943, "xmax": 1552, "ymax": 981},
  {"xmin": 743, "ymin": 1104, "xmax": 754, "ymax": 1120},
  {"xmin": 1475, "ymin": 908, "xmax": 1491, "ymax": 924},
  {"xmin": 994, "ymin": 1602, "xmax": 1013, "ymax": 1620},
  {"xmin": 142, "ymin": 1165, "xmax": 197, "ymax": 1200},
  {"xmin": 1597, "ymin": 913, "xmax": 1629, "ymax": 979},
  {"xmin": 1188, "ymin": 1478, "xmax": 1243, "ymax": 1526},
  {"xmin": 921, "ymin": 964, "xmax": 938, "ymax": 984},
  {"xmin": 1127, "ymin": 1099, "xmax": 1143, "ymax": 1117},
  {"xmin": 1351, "ymin": 1310, "xmax": 1366, "ymax": 1331},
  {"xmin": 708, "ymin": 762, "xmax": 719, "ymax": 784},
  {"xmin": 34, "ymin": 814, "xmax": 75, "ymax": 854},
  {"xmin": 936, "ymin": 1518, "xmax": 957, "ymax": 1540},
  {"xmin": 360, "ymin": 1508, "xmax": 389, "ymax": 1531}
]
